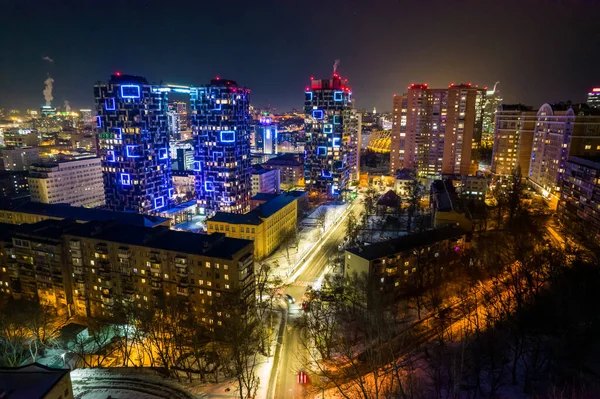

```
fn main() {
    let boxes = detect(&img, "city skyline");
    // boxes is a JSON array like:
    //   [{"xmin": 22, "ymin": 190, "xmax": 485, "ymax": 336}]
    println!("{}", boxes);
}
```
[{"xmin": 1, "ymin": 0, "xmax": 600, "ymax": 112}]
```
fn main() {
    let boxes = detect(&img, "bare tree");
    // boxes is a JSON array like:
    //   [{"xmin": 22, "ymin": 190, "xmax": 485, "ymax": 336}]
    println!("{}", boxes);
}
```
[{"xmin": 316, "ymin": 207, "xmax": 329, "ymax": 232}]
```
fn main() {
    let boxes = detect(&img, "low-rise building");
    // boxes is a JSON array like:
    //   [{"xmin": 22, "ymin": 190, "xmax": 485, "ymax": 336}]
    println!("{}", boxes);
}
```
[
  {"xmin": 0, "ymin": 146, "xmax": 40, "ymax": 171},
  {"xmin": 0, "ymin": 201, "xmax": 169, "ymax": 227},
  {"xmin": 251, "ymin": 167, "xmax": 280, "ymax": 195},
  {"xmin": 461, "ymin": 175, "xmax": 488, "ymax": 202},
  {"xmin": 0, "ymin": 170, "xmax": 29, "ymax": 200},
  {"xmin": 262, "ymin": 153, "xmax": 304, "ymax": 189},
  {"xmin": 0, "ymin": 219, "xmax": 255, "ymax": 321},
  {"xmin": 345, "ymin": 226, "xmax": 468, "ymax": 303},
  {"xmin": 207, "ymin": 194, "xmax": 297, "ymax": 259},
  {"xmin": 557, "ymin": 156, "xmax": 600, "ymax": 248},
  {"xmin": 28, "ymin": 157, "xmax": 105, "ymax": 208},
  {"xmin": 0, "ymin": 363, "xmax": 73, "ymax": 399},
  {"xmin": 430, "ymin": 179, "xmax": 472, "ymax": 231}
]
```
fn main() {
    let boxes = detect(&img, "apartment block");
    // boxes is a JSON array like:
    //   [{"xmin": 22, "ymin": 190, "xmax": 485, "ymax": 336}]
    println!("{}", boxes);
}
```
[
  {"xmin": 28, "ymin": 157, "xmax": 105, "ymax": 208},
  {"xmin": 262, "ymin": 153, "xmax": 304, "ymax": 189},
  {"xmin": 0, "ymin": 146, "xmax": 40, "ymax": 171},
  {"xmin": 251, "ymin": 167, "xmax": 280, "ymax": 196},
  {"xmin": 529, "ymin": 103, "xmax": 600, "ymax": 198},
  {"xmin": 491, "ymin": 104, "xmax": 537, "ymax": 176},
  {"xmin": 344, "ymin": 226, "xmax": 467, "ymax": 304},
  {"xmin": 0, "ymin": 219, "xmax": 254, "ymax": 322},
  {"xmin": 206, "ymin": 194, "xmax": 297, "ymax": 259},
  {"xmin": 557, "ymin": 156, "xmax": 600, "ymax": 247}
]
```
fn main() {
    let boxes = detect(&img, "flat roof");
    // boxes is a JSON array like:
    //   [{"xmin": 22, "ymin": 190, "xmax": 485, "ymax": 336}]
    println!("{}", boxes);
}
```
[
  {"xmin": 209, "ymin": 194, "xmax": 297, "ymax": 225},
  {"xmin": 346, "ymin": 226, "xmax": 466, "ymax": 261},
  {"xmin": 0, "ymin": 202, "xmax": 169, "ymax": 228},
  {"xmin": 0, "ymin": 363, "xmax": 69, "ymax": 399},
  {"xmin": 66, "ymin": 221, "xmax": 252, "ymax": 260}
]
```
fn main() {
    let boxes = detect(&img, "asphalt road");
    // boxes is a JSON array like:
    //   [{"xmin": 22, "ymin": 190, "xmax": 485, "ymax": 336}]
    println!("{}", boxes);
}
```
[{"xmin": 272, "ymin": 203, "xmax": 352, "ymax": 399}]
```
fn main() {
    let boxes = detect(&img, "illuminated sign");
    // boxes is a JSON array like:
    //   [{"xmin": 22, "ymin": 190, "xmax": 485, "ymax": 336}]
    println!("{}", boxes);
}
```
[
  {"xmin": 120, "ymin": 85, "xmax": 141, "ymax": 99},
  {"xmin": 334, "ymin": 91, "xmax": 343, "ymax": 101},
  {"xmin": 312, "ymin": 109, "xmax": 324, "ymax": 120}
]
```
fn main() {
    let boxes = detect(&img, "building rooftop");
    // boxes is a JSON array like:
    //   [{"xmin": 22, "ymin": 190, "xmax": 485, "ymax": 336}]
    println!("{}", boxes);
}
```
[
  {"xmin": 377, "ymin": 190, "xmax": 400, "ymax": 207},
  {"xmin": 209, "ymin": 193, "xmax": 297, "ymax": 225},
  {"xmin": 264, "ymin": 153, "xmax": 302, "ymax": 167},
  {"xmin": 499, "ymin": 104, "xmax": 535, "ymax": 112},
  {"xmin": 66, "ymin": 221, "xmax": 252, "ymax": 260},
  {"xmin": 346, "ymin": 226, "xmax": 466, "ymax": 261},
  {"xmin": 568, "ymin": 155, "xmax": 600, "ymax": 168},
  {"xmin": 0, "ymin": 362, "xmax": 70, "ymax": 399},
  {"xmin": 0, "ymin": 202, "xmax": 169, "ymax": 228},
  {"xmin": 431, "ymin": 180, "xmax": 460, "ymax": 212},
  {"xmin": 251, "ymin": 193, "xmax": 280, "ymax": 202}
]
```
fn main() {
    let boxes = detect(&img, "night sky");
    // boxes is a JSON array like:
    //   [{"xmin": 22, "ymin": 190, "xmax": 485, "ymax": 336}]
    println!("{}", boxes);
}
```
[{"xmin": 1, "ymin": 0, "xmax": 599, "ymax": 112}]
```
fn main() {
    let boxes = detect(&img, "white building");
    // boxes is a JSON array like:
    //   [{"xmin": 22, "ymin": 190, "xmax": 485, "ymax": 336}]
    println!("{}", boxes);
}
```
[
  {"xmin": 28, "ymin": 157, "xmax": 105, "ymax": 208},
  {"xmin": 0, "ymin": 146, "xmax": 40, "ymax": 171},
  {"xmin": 461, "ymin": 174, "xmax": 488, "ymax": 202},
  {"xmin": 251, "ymin": 168, "xmax": 280, "ymax": 196}
]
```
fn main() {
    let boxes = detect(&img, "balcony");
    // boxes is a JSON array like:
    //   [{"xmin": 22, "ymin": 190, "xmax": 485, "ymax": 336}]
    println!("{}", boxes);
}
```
[
  {"xmin": 176, "ymin": 268, "xmax": 188, "ymax": 277},
  {"xmin": 117, "ymin": 247, "xmax": 132, "ymax": 258},
  {"xmin": 150, "ymin": 281, "xmax": 161, "ymax": 290},
  {"xmin": 174, "ymin": 256, "xmax": 187, "ymax": 266},
  {"xmin": 73, "ymin": 266, "xmax": 83, "ymax": 275},
  {"xmin": 69, "ymin": 240, "xmax": 81, "ymax": 250},
  {"xmin": 177, "ymin": 287, "xmax": 189, "ymax": 296},
  {"xmin": 70, "ymin": 249, "xmax": 82, "ymax": 258}
]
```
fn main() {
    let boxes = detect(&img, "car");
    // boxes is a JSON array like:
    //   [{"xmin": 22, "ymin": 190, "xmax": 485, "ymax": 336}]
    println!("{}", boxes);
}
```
[{"xmin": 284, "ymin": 294, "xmax": 295, "ymax": 304}]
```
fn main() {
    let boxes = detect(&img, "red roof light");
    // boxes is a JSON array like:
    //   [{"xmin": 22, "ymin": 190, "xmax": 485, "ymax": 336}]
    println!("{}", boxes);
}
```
[{"xmin": 116, "ymin": 72, "xmax": 121, "ymax": 76}]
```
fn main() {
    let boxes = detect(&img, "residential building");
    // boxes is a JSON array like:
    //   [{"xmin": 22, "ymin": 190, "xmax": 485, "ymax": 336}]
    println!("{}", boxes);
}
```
[
  {"xmin": 254, "ymin": 113, "xmax": 277, "ymax": 155},
  {"xmin": 28, "ymin": 157, "xmax": 105, "ymax": 208},
  {"xmin": 262, "ymin": 153, "xmax": 304, "ymax": 189},
  {"xmin": 167, "ymin": 101, "xmax": 188, "ymax": 141},
  {"xmin": 557, "ymin": 156, "xmax": 600, "ymax": 248},
  {"xmin": 443, "ymin": 84, "xmax": 485, "ymax": 175},
  {"xmin": 0, "ymin": 146, "xmax": 40, "ymax": 171},
  {"xmin": 349, "ymin": 109, "xmax": 362, "ymax": 181},
  {"xmin": 251, "ymin": 167, "xmax": 280, "ymax": 195},
  {"xmin": 0, "ymin": 363, "xmax": 74, "ymax": 399},
  {"xmin": 0, "ymin": 170, "xmax": 29, "ymax": 200},
  {"xmin": 304, "ymin": 73, "xmax": 357, "ymax": 199},
  {"xmin": 0, "ymin": 219, "xmax": 254, "ymax": 322},
  {"xmin": 491, "ymin": 104, "xmax": 537, "ymax": 176},
  {"xmin": 430, "ymin": 179, "xmax": 472, "ymax": 231},
  {"xmin": 461, "ymin": 174, "xmax": 488, "ymax": 202},
  {"xmin": 529, "ymin": 103, "xmax": 600, "ymax": 199},
  {"xmin": 206, "ymin": 194, "xmax": 297, "ymax": 259},
  {"xmin": 0, "ymin": 201, "xmax": 169, "ymax": 227},
  {"xmin": 344, "ymin": 226, "xmax": 468, "ymax": 303},
  {"xmin": 390, "ymin": 84, "xmax": 484, "ymax": 177},
  {"xmin": 1, "ymin": 129, "xmax": 39, "ymax": 147},
  {"xmin": 482, "ymin": 83, "xmax": 503, "ymax": 147},
  {"xmin": 250, "ymin": 191, "xmax": 308, "ymax": 217},
  {"xmin": 94, "ymin": 74, "xmax": 174, "ymax": 214},
  {"xmin": 190, "ymin": 79, "xmax": 252, "ymax": 216},
  {"xmin": 587, "ymin": 87, "xmax": 600, "ymax": 109}
]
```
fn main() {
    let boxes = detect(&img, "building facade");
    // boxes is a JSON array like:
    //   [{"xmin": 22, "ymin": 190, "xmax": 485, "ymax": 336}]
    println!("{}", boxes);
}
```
[
  {"xmin": 587, "ymin": 87, "xmax": 600, "ymax": 109},
  {"xmin": 190, "ymin": 79, "xmax": 252, "ymax": 216},
  {"xmin": 28, "ymin": 157, "xmax": 105, "ymax": 208},
  {"xmin": 251, "ymin": 167, "xmax": 280, "ymax": 196},
  {"xmin": 461, "ymin": 174, "xmax": 488, "ymax": 202},
  {"xmin": 557, "ymin": 156, "xmax": 600, "ymax": 247},
  {"xmin": 262, "ymin": 153, "xmax": 304, "ymax": 189},
  {"xmin": 491, "ymin": 104, "xmax": 537, "ymax": 176},
  {"xmin": 0, "ymin": 219, "xmax": 254, "ymax": 322},
  {"xmin": 482, "ymin": 84, "xmax": 503, "ymax": 147},
  {"xmin": 206, "ymin": 194, "xmax": 297, "ymax": 259},
  {"xmin": 304, "ymin": 73, "xmax": 357, "ymax": 199},
  {"xmin": 254, "ymin": 113, "xmax": 277, "ymax": 155},
  {"xmin": 529, "ymin": 103, "xmax": 600, "ymax": 198},
  {"xmin": 94, "ymin": 74, "xmax": 174, "ymax": 214},
  {"xmin": 0, "ymin": 170, "xmax": 29, "ymax": 200},
  {"xmin": 0, "ymin": 146, "xmax": 40, "ymax": 171},
  {"xmin": 390, "ymin": 84, "xmax": 484, "ymax": 177}
]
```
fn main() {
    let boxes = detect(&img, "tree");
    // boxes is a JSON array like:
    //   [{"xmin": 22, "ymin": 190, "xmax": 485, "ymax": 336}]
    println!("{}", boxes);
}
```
[
  {"xmin": 345, "ymin": 210, "xmax": 360, "ymax": 248},
  {"xmin": 316, "ymin": 207, "xmax": 329, "ymax": 232},
  {"xmin": 406, "ymin": 177, "xmax": 423, "ymax": 232}
]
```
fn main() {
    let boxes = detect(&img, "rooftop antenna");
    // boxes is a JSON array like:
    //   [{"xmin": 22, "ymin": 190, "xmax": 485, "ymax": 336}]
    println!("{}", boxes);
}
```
[{"xmin": 333, "ymin": 59, "xmax": 340, "ymax": 75}]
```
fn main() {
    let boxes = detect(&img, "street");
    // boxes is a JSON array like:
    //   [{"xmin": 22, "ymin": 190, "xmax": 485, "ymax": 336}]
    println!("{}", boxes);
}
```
[{"xmin": 271, "ymin": 201, "xmax": 355, "ymax": 399}]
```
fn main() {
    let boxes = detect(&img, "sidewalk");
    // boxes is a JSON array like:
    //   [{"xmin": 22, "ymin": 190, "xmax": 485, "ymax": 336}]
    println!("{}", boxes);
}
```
[{"xmin": 267, "ymin": 202, "xmax": 350, "ymax": 281}]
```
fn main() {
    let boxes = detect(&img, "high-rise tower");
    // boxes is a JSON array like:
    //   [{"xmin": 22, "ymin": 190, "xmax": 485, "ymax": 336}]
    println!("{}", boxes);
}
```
[
  {"xmin": 94, "ymin": 74, "xmax": 173, "ymax": 214},
  {"xmin": 304, "ymin": 73, "xmax": 356, "ymax": 199},
  {"xmin": 190, "ymin": 79, "xmax": 252, "ymax": 215}
]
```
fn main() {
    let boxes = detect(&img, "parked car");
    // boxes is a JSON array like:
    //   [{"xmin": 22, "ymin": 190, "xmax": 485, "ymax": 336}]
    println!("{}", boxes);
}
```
[{"xmin": 284, "ymin": 294, "xmax": 295, "ymax": 304}]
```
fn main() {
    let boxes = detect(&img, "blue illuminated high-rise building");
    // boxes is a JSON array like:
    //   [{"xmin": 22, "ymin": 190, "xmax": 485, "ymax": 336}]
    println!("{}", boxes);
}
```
[
  {"xmin": 94, "ymin": 74, "xmax": 174, "ymax": 214},
  {"xmin": 304, "ymin": 73, "xmax": 357, "ymax": 199},
  {"xmin": 190, "ymin": 79, "xmax": 251, "ymax": 215},
  {"xmin": 254, "ymin": 113, "xmax": 277, "ymax": 155}
]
